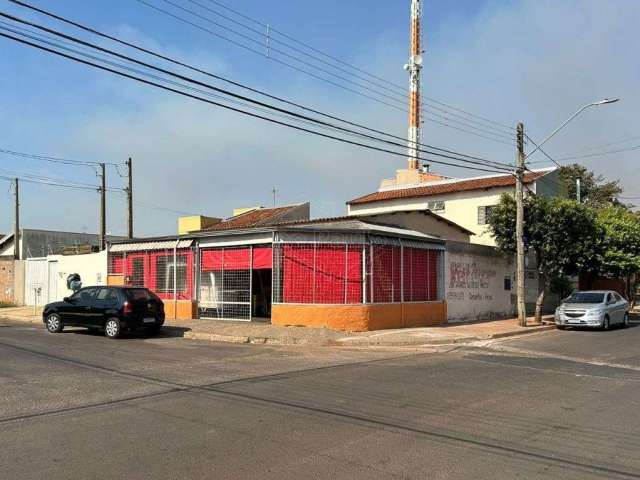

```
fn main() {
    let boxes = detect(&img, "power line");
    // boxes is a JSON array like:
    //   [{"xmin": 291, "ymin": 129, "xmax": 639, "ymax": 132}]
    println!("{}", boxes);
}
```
[
  {"xmin": 0, "ymin": 15, "xmax": 515, "ymax": 174},
  {"xmin": 11, "ymin": 0, "xmax": 511, "ymax": 158},
  {"xmin": 197, "ymin": 0, "xmax": 518, "ymax": 133},
  {"xmin": 129, "ymin": 0, "xmax": 516, "ymax": 144},
  {"xmin": 0, "ymin": 28, "xmax": 512, "ymax": 176},
  {"xmin": 5, "ymin": 3, "xmax": 515, "ymax": 167},
  {"xmin": 557, "ymin": 135, "xmax": 640, "ymax": 157},
  {"xmin": 555, "ymin": 144, "xmax": 640, "ymax": 161}
]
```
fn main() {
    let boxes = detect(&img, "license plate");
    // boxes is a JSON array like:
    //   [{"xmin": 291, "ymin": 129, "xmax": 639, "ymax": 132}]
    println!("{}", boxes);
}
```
[{"xmin": 143, "ymin": 317, "xmax": 156, "ymax": 324}]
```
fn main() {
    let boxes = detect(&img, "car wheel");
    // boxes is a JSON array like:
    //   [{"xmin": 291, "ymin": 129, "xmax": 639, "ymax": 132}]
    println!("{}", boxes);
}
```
[
  {"xmin": 602, "ymin": 315, "xmax": 610, "ymax": 331},
  {"xmin": 623, "ymin": 313, "xmax": 630, "ymax": 328},
  {"xmin": 45, "ymin": 313, "xmax": 64, "ymax": 333},
  {"xmin": 104, "ymin": 318, "xmax": 122, "ymax": 339}
]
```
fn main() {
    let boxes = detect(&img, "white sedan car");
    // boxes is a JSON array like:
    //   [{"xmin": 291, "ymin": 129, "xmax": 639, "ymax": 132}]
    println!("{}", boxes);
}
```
[{"xmin": 555, "ymin": 290, "xmax": 630, "ymax": 330}]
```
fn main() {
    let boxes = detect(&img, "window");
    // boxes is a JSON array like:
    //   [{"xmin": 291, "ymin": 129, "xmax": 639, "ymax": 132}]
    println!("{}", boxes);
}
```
[
  {"xmin": 130, "ymin": 258, "xmax": 145, "ymax": 287},
  {"xmin": 427, "ymin": 201, "xmax": 445, "ymax": 212},
  {"xmin": 477, "ymin": 205, "xmax": 495, "ymax": 225},
  {"xmin": 95, "ymin": 288, "xmax": 119, "ymax": 305},
  {"xmin": 72, "ymin": 288, "xmax": 97, "ymax": 303},
  {"xmin": 155, "ymin": 255, "xmax": 187, "ymax": 293},
  {"xmin": 504, "ymin": 277, "xmax": 512, "ymax": 291}
]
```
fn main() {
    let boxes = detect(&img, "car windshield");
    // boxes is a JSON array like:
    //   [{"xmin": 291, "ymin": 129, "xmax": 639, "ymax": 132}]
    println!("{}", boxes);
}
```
[{"xmin": 565, "ymin": 292, "xmax": 605, "ymax": 304}]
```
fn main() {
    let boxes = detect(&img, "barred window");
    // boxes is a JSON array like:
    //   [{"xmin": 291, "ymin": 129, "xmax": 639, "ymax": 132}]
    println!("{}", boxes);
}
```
[
  {"xmin": 477, "ymin": 205, "xmax": 495, "ymax": 225},
  {"xmin": 155, "ymin": 255, "xmax": 187, "ymax": 293}
]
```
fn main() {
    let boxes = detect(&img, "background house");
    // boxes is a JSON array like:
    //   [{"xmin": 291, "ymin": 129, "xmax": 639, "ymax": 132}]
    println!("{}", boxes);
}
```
[{"xmin": 347, "ymin": 167, "xmax": 563, "ymax": 246}]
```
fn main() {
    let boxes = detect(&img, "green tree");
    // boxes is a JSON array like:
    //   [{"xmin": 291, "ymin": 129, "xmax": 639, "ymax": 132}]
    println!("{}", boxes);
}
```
[
  {"xmin": 488, "ymin": 194, "xmax": 603, "ymax": 322},
  {"xmin": 596, "ymin": 206, "xmax": 640, "ymax": 303},
  {"xmin": 559, "ymin": 164, "xmax": 622, "ymax": 208}
]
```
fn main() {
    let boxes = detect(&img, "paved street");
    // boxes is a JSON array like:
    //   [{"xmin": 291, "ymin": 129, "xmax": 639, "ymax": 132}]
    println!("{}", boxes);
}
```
[{"xmin": 2, "ymin": 319, "xmax": 640, "ymax": 479}]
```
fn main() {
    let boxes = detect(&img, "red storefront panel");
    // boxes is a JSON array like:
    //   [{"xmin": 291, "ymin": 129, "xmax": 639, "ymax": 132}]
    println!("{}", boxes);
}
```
[
  {"xmin": 201, "ymin": 247, "xmax": 255, "ymax": 271},
  {"xmin": 281, "ymin": 244, "xmax": 363, "ymax": 304},
  {"xmin": 123, "ymin": 249, "xmax": 194, "ymax": 301},
  {"xmin": 282, "ymin": 245, "xmax": 314, "ymax": 303},
  {"xmin": 252, "ymin": 246, "xmax": 273, "ymax": 269},
  {"xmin": 345, "ymin": 245, "xmax": 363, "ymax": 304}
]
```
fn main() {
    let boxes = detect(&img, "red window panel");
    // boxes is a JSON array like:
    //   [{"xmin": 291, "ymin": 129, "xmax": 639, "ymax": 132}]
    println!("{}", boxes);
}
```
[
  {"xmin": 108, "ymin": 254, "xmax": 124, "ymax": 274},
  {"xmin": 372, "ymin": 245, "xmax": 401, "ymax": 303},
  {"xmin": 201, "ymin": 248, "xmax": 253, "ymax": 271},
  {"xmin": 345, "ymin": 245, "xmax": 363, "ymax": 304},
  {"xmin": 403, "ymin": 247, "xmax": 429, "ymax": 302},
  {"xmin": 223, "ymin": 248, "xmax": 250, "ymax": 269},
  {"xmin": 252, "ymin": 246, "xmax": 273, "ymax": 269},
  {"xmin": 124, "ymin": 250, "xmax": 194, "ymax": 301},
  {"xmin": 427, "ymin": 250, "xmax": 439, "ymax": 301},
  {"xmin": 201, "ymin": 249, "xmax": 223, "ymax": 271},
  {"xmin": 314, "ymin": 245, "xmax": 347, "ymax": 304},
  {"xmin": 282, "ymin": 245, "xmax": 315, "ymax": 303}
]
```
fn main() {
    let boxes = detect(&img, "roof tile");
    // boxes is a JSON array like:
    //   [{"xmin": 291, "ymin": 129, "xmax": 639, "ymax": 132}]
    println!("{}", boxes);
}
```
[{"xmin": 348, "ymin": 171, "xmax": 549, "ymax": 205}]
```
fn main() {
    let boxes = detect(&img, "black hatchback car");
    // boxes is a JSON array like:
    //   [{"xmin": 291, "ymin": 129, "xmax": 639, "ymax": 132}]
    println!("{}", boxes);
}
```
[{"xmin": 43, "ymin": 286, "xmax": 165, "ymax": 339}]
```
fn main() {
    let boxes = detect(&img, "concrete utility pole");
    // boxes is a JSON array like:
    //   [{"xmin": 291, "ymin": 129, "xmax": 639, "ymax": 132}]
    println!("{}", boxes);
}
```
[
  {"xmin": 14, "ymin": 178, "xmax": 20, "ymax": 260},
  {"xmin": 576, "ymin": 178, "xmax": 581, "ymax": 203},
  {"xmin": 126, "ymin": 157, "xmax": 133, "ymax": 239},
  {"xmin": 99, "ymin": 163, "xmax": 106, "ymax": 251},
  {"xmin": 515, "ymin": 123, "xmax": 526, "ymax": 327},
  {"xmin": 405, "ymin": 0, "xmax": 422, "ymax": 170}
]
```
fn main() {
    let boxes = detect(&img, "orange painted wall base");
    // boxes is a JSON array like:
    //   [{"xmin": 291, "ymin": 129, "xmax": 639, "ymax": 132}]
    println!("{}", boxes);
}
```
[
  {"xmin": 272, "ymin": 302, "xmax": 447, "ymax": 332},
  {"xmin": 165, "ymin": 300, "xmax": 198, "ymax": 320}
]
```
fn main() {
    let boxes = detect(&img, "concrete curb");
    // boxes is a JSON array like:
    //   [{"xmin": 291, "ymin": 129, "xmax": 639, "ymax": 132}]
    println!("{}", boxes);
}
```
[{"xmin": 183, "ymin": 324, "xmax": 556, "ymax": 347}]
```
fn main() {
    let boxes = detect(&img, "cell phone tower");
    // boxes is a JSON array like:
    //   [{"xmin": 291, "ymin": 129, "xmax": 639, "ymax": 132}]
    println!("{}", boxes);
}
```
[{"xmin": 404, "ymin": 0, "xmax": 423, "ymax": 171}]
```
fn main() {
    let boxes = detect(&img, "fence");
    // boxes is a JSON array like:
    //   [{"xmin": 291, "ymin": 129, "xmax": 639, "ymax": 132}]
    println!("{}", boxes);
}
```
[
  {"xmin": 108, "ymin": 248, "xmax": 194, "ymax": 301},
  {"xmin": 273, "ymin": 238, "xmax": 443, "ymax": 305}
]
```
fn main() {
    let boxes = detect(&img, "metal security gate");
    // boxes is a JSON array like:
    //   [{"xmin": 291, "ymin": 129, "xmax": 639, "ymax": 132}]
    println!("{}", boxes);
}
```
[
  {"xmin": 47, "ymin": 260, "xmax": 59, "ymax": 303},
  {"xmin": 198, "ymin": 247, "xmax": 252, "ymax": 321},
  {"xmin": 25, "ymin": 258, "xmax": 47, "ymax": 306}
]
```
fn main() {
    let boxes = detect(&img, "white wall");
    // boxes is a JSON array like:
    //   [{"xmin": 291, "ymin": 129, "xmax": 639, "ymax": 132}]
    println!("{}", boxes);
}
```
[
  {"xmin": 445, "ymin": 242, "xmax": 515, "ymax": 322},
  {"xmin": 47, "ymin": 251, "xmax": 108, "ymax": 302},
  {"xmin": 349, "ymin": 186, "xmax": 514, "ymax": 246}
]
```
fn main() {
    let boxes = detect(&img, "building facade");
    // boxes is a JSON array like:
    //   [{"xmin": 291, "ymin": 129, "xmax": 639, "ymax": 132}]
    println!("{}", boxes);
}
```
[{"xmin": 347, "ymin": 168, "xmax": 563, "ymax": 246}]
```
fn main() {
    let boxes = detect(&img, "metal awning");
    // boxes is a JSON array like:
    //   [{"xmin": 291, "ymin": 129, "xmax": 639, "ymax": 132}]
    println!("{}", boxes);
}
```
[{"xmin": 109, "ymin": 239, "xmax": 193, "ymax": 252}]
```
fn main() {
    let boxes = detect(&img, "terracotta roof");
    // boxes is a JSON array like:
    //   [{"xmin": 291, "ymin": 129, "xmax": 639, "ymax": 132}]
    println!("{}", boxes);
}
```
[
  {"xmin": 274, "ymin": 210, "xmax": 474, "ymax": 235},
  {"xmin": 347, "ymin": 170, "xmax": 551, "ymax": 205},
  {"xmin": 199, "ymin": 205, "xmax": 302, "ymax": 232}
]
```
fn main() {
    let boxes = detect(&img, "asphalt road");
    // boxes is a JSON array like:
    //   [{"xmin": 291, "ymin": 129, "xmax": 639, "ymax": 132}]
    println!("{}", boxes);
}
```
[{"xmin": 1, "ymin": 319, "xmax": 640, "ymax": 479}]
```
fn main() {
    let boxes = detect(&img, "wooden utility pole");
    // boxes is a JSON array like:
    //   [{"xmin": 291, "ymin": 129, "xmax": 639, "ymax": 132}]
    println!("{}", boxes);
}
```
[
  {"xmin": 14, "ymin": 178, "xmax": 20, "ymax": 260},
  {"xmin": 515, "ymin": 123, "xmax": 526, "ymax": 326},
  {"xmin": 126, "ymin": 157, "xmax": 133, "ymax": 238},
  {"xmin": 99, "ymin": 163, "xmax": 106, "ymax": 251}
]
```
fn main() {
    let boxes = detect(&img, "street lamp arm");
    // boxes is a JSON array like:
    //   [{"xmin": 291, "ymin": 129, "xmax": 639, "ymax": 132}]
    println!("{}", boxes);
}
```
[{"xmin": 524, "ymin": 98, "xmax": 619, "ymax": 160}]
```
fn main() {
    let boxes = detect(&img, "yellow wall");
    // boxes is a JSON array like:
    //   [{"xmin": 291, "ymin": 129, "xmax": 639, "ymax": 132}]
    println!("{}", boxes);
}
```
[
  {"xmin": 272, "ymin": 302, "xmax": 447, "ymax": 332},
  {"xmin": 164, "ymin": 300, "xmax": 198, "ymax": 320},
  {"xmin": 178, "ymin": 215, "xmax": 222, "ymax": 234},
  {"xmin": 349, "ymin": 187, "xmax": 513, "ymax": 246}
]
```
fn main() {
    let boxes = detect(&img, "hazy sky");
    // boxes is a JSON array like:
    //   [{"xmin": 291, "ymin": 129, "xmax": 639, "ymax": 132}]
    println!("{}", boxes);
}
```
[{"xmin": 1, "ymin": 0, "xmax": 638, "ymax": 236}]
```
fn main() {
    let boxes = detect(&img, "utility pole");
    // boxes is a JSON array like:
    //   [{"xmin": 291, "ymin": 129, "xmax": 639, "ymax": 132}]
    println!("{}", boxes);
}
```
[
  {"xmin": 14, "ymin": 178, "xmax": 20, "ymax": 260},
  {"xmin": 576, "ymin": 178, "xmax": 581, "ymax": 203},
  {"xmin": 126, "ymin": 157, "xmax": 133, "ymax": 239},
  {"xmin": 515, "ymin": 123, "xmax": 526, "ymax": 327},
  {"xmin": 405, "ymin": 0, "xmax": 422, "ymax": 170},
  {"xmin": 272, "ymin": 186, "xmax": 277, "ymax": 207},
  {"xmin": 99, "ymin": 163, "xmax": 106, "ymax": 251}
]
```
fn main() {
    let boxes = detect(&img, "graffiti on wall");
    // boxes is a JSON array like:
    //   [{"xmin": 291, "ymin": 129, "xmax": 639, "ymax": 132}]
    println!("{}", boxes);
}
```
[{"xmin": 447, "ymin": 261, "xmax": 497, "ymax": 302}]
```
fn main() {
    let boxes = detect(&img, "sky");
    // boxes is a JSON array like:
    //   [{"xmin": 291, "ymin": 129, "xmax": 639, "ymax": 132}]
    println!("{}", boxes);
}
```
[{"xmin": 1, "ymin": 0, "xmax": 638, "ymax": 237}]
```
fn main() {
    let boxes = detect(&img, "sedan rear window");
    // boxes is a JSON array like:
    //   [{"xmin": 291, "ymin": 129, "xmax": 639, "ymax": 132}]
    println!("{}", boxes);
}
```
[
  {"xmin": 565, "ymin": 292, "xmax": 605, "ymax": 304},
  {"xmin": 126, "ymin": 288, "xmax": 151, "ymax": 301}
]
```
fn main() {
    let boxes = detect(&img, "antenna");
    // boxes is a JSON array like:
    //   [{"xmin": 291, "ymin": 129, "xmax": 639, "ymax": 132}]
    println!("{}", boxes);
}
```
[{"xmin": 406, "ymin": 0, "xmax": 422, "ymax": 171}]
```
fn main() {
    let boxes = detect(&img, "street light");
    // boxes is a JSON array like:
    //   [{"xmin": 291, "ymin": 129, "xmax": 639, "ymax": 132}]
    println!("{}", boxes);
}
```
[
  {"xmin": 525, "ymin": 98, "xmax": 620, "ymax": 160},
  {"xmin": 514, "ymin": 97, "xmax": 619, "ymax": 326}
]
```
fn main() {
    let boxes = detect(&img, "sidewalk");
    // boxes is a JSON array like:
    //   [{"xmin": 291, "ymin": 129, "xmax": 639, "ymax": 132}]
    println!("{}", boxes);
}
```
[
  {"xmin": 178, "ymin": 316, "xmax": 555, "ymax": 346},
  {"xmin": 1, "ymin": 306, "xmax": 555, "ymax": 347}
]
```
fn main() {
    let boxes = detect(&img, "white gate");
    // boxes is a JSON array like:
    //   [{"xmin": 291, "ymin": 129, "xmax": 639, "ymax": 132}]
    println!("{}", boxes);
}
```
[
  {"xmin": 25, "ymin": 258, "xmax": 47, "ymax": 306},
  {"xmin": 47, "ymin": 260, "xmax": 59, "ymax": 303}
]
